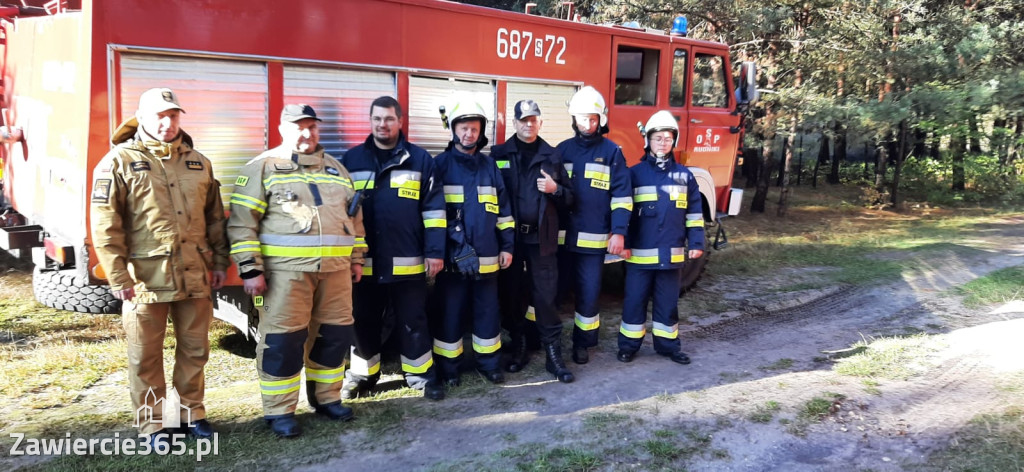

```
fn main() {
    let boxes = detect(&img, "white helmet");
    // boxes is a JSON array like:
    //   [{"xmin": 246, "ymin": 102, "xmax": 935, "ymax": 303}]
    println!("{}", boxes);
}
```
[
  {"xmin": 567, "ymin": 86, "xmax": 608, "ymax": 127},
  {"xmin": 643, "ymin": 110, "xmax": 679, "ymax": 154},
  {"xmin": 445, "ymin": 98, "xmax": 487, "ymax": 130},
  {"xmin": 442, "ymin": 97, "xmax": 488, "ymax": 151}
]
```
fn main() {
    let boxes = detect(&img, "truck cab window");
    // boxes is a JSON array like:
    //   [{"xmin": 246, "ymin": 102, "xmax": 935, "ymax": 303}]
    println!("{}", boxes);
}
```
[
  {"xmin": 691, "ymin": 53, "xmax": 728, "ymax": 108},
  {"xmin": 669, "ymin": 49, "xmax": 687, "ymax": 107},
  {"xmin": 614, "ymin": 46, "xmax": 659, "ymax": 106}
]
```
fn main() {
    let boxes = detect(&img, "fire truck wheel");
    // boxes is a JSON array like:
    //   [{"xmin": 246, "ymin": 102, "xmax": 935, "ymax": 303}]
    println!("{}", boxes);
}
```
[
  {"xmin": 32, "ymin": 267, "xmax": 122, "ymax": 315},
  {"xmin": 679, "ymin": 252, "xmax": 709, "ymax": 296}
]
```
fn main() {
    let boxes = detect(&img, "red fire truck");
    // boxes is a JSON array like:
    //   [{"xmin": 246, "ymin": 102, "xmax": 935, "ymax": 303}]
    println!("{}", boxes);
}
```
[{"xmin": 0, "ymin": 0, "xmax": 756, "ymax": 334}]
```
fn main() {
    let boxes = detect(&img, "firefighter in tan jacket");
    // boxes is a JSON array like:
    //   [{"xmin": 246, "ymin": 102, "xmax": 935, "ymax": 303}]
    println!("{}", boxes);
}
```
[
  {"xmin": 90, "ymin": 88, "xmax": 229, "ymax": 442},
  {"xmin": 227, "ymin": 104, "xmax": 366, "ymax": 438}
]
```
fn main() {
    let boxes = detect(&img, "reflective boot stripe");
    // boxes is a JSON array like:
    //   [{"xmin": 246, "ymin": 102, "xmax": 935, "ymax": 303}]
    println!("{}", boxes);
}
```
[
  {"xmin": 349, "ymin": 348, "xmax": 381, "ymax": 376},
  {"xmin": 433, "ymin": 339, "xmax": 464, "ymax": 358},
  {"xmin": 260, "ymin": 375, "xmax": 302, "ymax": 395},
  {"xmin": 473, "ymin": 334, "xmax": 502, "ymax": 354},
  {"xmin": 652, "ymin": 321, "xmax": 679, "ymax": 339},
  {"xmin": 574, "ymin": 312, "xmax": 600, "ymax": 331},
  {"xmin": 620, "ymin": 322, "xmax": 646, "ymax": 339},
  {"xmin": 306, "ymin": 366, "xmax": 345, "ymax": 384},
  {"xmin": 401, "ymin": 351, "xmax": 434, "ymax": 374}
]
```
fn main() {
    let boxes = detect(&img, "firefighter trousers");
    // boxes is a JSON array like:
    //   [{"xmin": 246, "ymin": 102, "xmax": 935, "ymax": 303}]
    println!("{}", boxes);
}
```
[
  {"xmin": 618, "ymin": 266, "xmax": 682, "ymax": 355},
  {"xmin": 124, "ymin": 297, "xmax": 212, "ymax": 435},
  {"xmin": 571, "ymin": 252, "xmax": 606, "ymax": 349},
  {"xmin": 431, "ymin": 273, "xmax": 502, "ymax": 376},
  {"xmin": 345, "ymin": 279, "xmax": 436, "ymax": 390},
  {"xmin": 256, "ymin": 270, "xmax": 354, "ymax": 419},
  {"xmin": 498, "ymin": 242, "xmax": 560, "ymax": 346}
]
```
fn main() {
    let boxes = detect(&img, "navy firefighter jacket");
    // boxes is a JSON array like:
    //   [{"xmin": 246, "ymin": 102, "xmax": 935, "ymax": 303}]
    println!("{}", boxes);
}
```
[
  {"xmin": 340, "ymin": 133, "xmax": 446, "ymax": 282},
  {"xmin": 556, "ymin": 134, "xmax": 632, "ymax": 254},
  {"xmin": 625, "ymin": 154, "xmax": 706, "ymax": 270},
  {"xmin": 434, "ymin": 146, "xmax": 515, "ymax": 278}
]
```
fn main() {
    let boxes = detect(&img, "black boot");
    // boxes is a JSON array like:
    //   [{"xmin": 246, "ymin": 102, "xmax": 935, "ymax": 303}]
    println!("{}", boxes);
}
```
[
  {"xmin": 504, "ymin": 335, "xmax": 529, "ymax": 373},
  {"xmin": 544, "ymin": 343, "xmax": 575, "ymax": 383}
]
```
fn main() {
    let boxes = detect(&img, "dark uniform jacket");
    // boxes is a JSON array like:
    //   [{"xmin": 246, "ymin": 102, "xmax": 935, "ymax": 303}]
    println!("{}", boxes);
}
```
[
  {"xmin": 625, "ymin": 155, "xmax": 706, "ymax": 269},
  {"xmin": 556, "ymin": 134, "xmax": 632, "ymax": 254},
  {"xmin": 434, "ymin": 147, "xmax": 515, "ymax": 278},
  {"xmin": 490, "ymin": 135, "xmax": 573, "ymax": 257},
  {"xmin": 341, "ymin": 133, "xmax": 445, "ymax": 283}
]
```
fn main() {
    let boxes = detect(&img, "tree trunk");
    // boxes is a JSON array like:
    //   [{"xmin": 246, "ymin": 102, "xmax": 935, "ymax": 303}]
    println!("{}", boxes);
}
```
[
  {"xmin": 813, "ymin": 132, "xmax": 829, "ymax": 188},
  {"xmin": 951, "ymin": 129, "xmax": 966, "ymax": 191},
  {"xmin": 743, "ymin": 147, "xmax": 760, "ymax": 188},
  {"xmin": 912, "ymin": 128, "xmax": 927, "ymax": 160},
  {"xmin": 776, "ymin": 135, "xmax": 788, "ymax": 187},
  {"xmin": 891, "ymin": 120, "xmax": 908, "ymax": 211},
  {"xmin": 968, "ymin": 115, "xmax": 983, "ymax": 154},
  {"xmin": 778, "ymin": 114, "xmax": 799, "ymax": 217},
  {"xmin": 829, "ymin": 122, "xmax": 845, "ymax": 184},
  {"xmin": 928, "ymin": 131, "xmax": 941, "ymax": 160},
  {"xmin": 864, "ymin": 142, "xmax": 871, "ymax": 180},
  {"xmin": 874, "ymin": 137, "xmax": 889, "ymax": 204},
  {"xmin": 751, "ymin": 44, "xmax": 779, "ymax": 213},
  {"xmin": 993, "ymin": 116, "xmax": 1008, "ymax": 168}
]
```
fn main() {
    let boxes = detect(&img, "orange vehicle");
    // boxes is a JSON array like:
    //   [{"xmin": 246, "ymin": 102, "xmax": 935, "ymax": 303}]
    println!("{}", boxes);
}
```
[{"xmin": 0, "ymin": 0, "xmax": 756, "ymax": 334}]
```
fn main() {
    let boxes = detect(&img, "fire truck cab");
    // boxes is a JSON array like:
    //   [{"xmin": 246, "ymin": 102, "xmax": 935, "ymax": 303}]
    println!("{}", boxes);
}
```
[{"xmin": 0, "ymin": 0, "xmax": 755, "ymax": 334}]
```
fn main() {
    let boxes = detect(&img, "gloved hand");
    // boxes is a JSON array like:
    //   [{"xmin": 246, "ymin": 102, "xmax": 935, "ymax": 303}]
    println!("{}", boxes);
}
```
[{"xmin": 453, "ymin": 245, "xmax": 479, "ymax": 277}]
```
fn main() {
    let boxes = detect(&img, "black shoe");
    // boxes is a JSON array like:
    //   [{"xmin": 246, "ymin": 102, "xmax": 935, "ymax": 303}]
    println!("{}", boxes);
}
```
[
  {"xmin": 185, "ymin": 419, "xmax": 215, "ymax": 439},
  {"xmin": 315, "ymin": 402, "xmax": 355, "ymax": 421},
  {"xmin": 423, "ymin": 381, "xmax": 446, "ymax": 401},
  {"xmin": 340, "ymin": 381, "xmax": 366, "ymax": 401},
  {"xmin": 477, "ymin": 368, "xmax": 505, "ymax": 384},
  {"xmin": 660, "ymin": 351, "xmax": 691, "ymax": 365},
  {"xmin": 266, "ymin": 416, "xmax": 301, "ymax": 438},
  {"xmin": 145, "ymin": 429, "xmax": 175, "ymax": 449},
  {"xmin": 442, "ymin": 375, "xmax": 461, "ymax": 388},
  {"xmin": 572, "ymin": 346, "xmax": 589, "ymax": 365},
  {"xmin": 544, "ymin": 343, "xmax": 575, "ymax": 383},
  {"xmin": 504, "ymin": 336, "xmax": 529, "ymax": 373},
  {"xmin": 617, "ymin": 350, "xmax": 636, "ymax": 363}
]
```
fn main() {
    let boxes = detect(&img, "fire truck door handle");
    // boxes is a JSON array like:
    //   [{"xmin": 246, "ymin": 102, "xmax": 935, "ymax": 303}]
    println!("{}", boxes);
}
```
[{"xmin": 690, "ymin": 118, "xmax": 703, "ymax": 124}]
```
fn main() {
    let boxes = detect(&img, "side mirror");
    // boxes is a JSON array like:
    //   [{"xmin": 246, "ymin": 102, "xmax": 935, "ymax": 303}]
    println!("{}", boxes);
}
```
[{"xmin": 738, "ymin": 61, "xmax": 759, "ymax": 105}]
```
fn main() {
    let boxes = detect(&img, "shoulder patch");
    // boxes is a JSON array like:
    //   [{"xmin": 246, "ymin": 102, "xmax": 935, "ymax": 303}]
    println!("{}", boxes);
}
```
[
  {"xmin": 130, "ymin": 161, "xmax": 151, "ymax": 172},
  {"xmin": 235, "ymin": 175, "xmax": 249, "ymax": 187},
  {"xmin": 186, "ymin": 160, "xmax": 204, "ymax": 170},
  {"xmin": 274, "ymin": 162, "xmax": 297, "ymax": 171},
  {"xmin": 325, "ymin": 167, "xmax": 340, "ymax": 176},
  {"xmin": 92, "ymin": 179, "xmax": 112, "ymax": 204}
]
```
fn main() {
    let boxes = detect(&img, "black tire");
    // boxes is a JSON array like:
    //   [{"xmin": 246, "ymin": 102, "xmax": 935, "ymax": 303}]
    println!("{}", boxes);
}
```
[
  {"xmin": 32, "ymin": 267, "xmax": 122, "ymax": 314},
  {"xmin": 679, "ymin": 252, "xmax": 709, "ymax": 296}
]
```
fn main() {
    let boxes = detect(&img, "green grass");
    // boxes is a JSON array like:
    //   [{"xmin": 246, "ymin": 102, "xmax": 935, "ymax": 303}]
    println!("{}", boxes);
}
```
[
  {"xmin": 925, "ymin": 407, "xmax": 1024, "ymax": 471},
  {"xmin": 748, "ymin": 401, "xmax": 782, "ymax": 423},
  {"xmin": 759, "ymin": 358, "xmax": 795, "ymax": 371},
  {"xmin": 953, "ymin": 264, "xmax": 1024, "ymax": 308},
  {"xmin": 582, "ymin": 411, "xmax": 629, "ymax": 431},
  {"xmin": 798, "ymin": 393, "xmax": 845, "ymax": 421},
  {"xmin": 833, "ymin": 335, "xmax": 942, "ymax": 380}
]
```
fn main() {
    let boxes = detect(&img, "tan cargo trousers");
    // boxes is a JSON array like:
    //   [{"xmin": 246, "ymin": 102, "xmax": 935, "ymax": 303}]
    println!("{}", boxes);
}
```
[
  {"xmin": 123, "ymin": 297, "xmax": 212, "ymax": 435},
  {"xmin": 256, "ymin": 270, "xmax": 354, "ymax": 418}
]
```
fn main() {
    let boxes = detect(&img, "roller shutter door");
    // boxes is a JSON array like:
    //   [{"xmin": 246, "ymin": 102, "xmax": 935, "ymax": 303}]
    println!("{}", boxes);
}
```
[
  {"xmin": 283, "ymin": 66, "xmax": 396, "ymax": 157},
  {"xmin": 504, "ymin": 82, "xmax": 578, "ymax": 146},
  {"xmin": 407, "ymin": 76, "xmax": 495, "ymax": 157},
  {"xmin": 119, "ymin": 54, "xmax": 268, "ymax": 207}
]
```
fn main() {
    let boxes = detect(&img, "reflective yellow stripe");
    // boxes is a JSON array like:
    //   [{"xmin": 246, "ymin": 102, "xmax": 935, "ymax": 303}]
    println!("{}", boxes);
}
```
[
  {"xmin": 496, "ymin": 160, "xmax": 510, "ymax": 169},
  {"xmin": 610, "ymin": 197, "xmax": 633, "ymax": 211},
  {"xmin": 349, "ymin": 351, "xmax": 380, "ymax": 376},
  {"xmin": 305, "ymin": 366, "xmax": 345, "ymax": 384},
  {"xmin": 478, "ymin": 194, "xmax": 498, "ymax": 204},
  {"xmin": 433, "ymin": 339, "xmax": 463, "ymax": 358},
  {"xmin": 261, "ymin": 245, "xmax": 353, "ymax": 257},
  {"xmin": 496, "ymin": 217, "xmax": 515, "ymax": 230},
  {"xmin": 362, "ymin": 258, "xmax": 374, "ymax": 276},
  {"xmin": 264, "ymin": 173, "xmax": 352, "ymax": 189},
  {"xmin": 628, "ymin": 249, "xmax": 659, "ymax": 265},
  {"xmin": 479, "ymin": 256, "xmax": 499, "ymax": 274},
  {"xmin": 230, "ymin": 193, "xmax": 268, "ymax": 213},
  {"xmin": 584, "ymin": 170, "xmax": 610, "ymax": 181},
  {"xmin": 445, "ymin": 194, "xmax": 465, "ymax": 203},
  {"xmin": 401, "ymin": 352, "xmax": 434, "ymax": 374},
  {"xmin": 424, "ymin": 218, "xmax": 446, "ymax": 228},
  {"xmin": 525, "ymin": 305, "xmax": 536, "ymax": 321},
  {"xmin": 652, "ymin": 322, "xmax": 678, "ymax": 339},
  {"xmin": 686, "ymin": 219, "xmax": 705, "ymax": 228},
  {"xmin": 354, "ymin": 237, "xmax": 368, "ymax": 249},
  {"xmin": 633, "ymin": 194, "xmax": 657, "ymax": 203},
  {"xmin": 557, "ymin": 230, "xmax": 566, "ymax": 246},
  {"xmin": 260, "ymin": 375, "xmax": 301, "ymax": 395},
  {"xmin": 575, "ymin": 313, "xmax": 600, "ymax": 331},
  {"xmin": 393, "ymin": 256, "xmax": 426, "ymax": 275},
  {"xmin": 354, "ymin": 179, "xmax": 375, "ymax": 190},
  {"xmin": 620, "ymin": 323, "xmax": 646, "ymax": 339},
  {"xmin": 230, "ymin": 241, "xmax": 261, "ymax": 254},
  {"xmin": 473, "ymin": 335, "xmax": 502, "ymax": 354},
  {"xmin": 577, "ymin": 232, "xmax": 609, "ymax": 249}
]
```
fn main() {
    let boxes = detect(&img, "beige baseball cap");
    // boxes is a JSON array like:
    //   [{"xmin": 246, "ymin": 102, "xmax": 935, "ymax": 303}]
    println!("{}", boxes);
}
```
[{"xmin": 137, "ymin": 87, "xmax": 186, "ymax": 116}]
